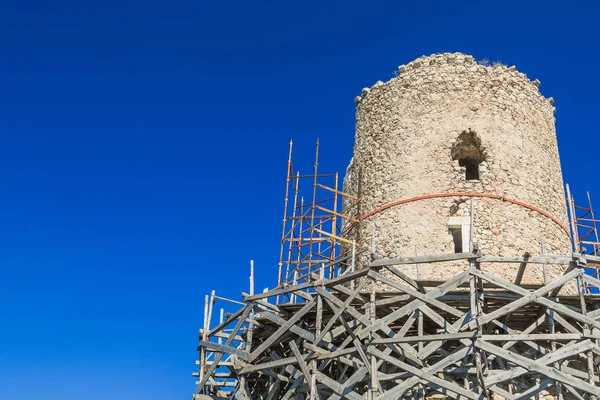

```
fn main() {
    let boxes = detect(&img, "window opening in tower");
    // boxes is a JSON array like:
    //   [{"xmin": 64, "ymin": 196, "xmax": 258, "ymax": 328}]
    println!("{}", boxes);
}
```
[
  {"xmin": 449, "ymin": 226, "xmax": 463, "ymax": 253},
  {"xmin": 451, "ymin": 129, "xmax": 486, "ymax": 182}
]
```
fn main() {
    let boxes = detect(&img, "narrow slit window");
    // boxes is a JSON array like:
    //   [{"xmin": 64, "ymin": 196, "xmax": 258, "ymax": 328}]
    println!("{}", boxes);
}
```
[
  {"xmin": 459, "ymin": 158, "xmax": 480, "ymax": 180},
  {"xmin": 448, "ymin": 216, "xmax": 470, "ymax": 254},
  {"xmin": 449, "ymin": 226, "xmax": 463, "ymax": 253}
]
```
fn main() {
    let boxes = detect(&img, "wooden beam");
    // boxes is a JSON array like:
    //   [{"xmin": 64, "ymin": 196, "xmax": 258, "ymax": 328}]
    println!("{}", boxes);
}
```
[
  {"xmin": 198, "ymin": 341, "xmax": 250, "ymax": 360},
  {"xmin": 367, "ymin": 346, "xmax": 480, "ymax": 400},
  {"xmin": 247, "ymin": 299, "xmax": 316, "ymax": 363},
  {"xmin": 476, "ymin": 339, "xmax": 600, "ymax": 396},
  {"xmin": 289, "ymin": 341, "xmax": 312, "ymax": 387},
  {"xmin": 372, "ymin": 332, "xmax": 477, "ymax": 344},
  {"xmin": 197, "ymin": 304, "xmax": 253, "ymax": 391},
  {"xmin": 470, "ymin": 268, "xmax": 600, "ymax": 330},
  {"xmin": 514, "ymin": 252, "xmax": 531, "ymax": 285},
  {"xmin": 370, "ymin": 252, "xmax": 478, "ymax": 267}
]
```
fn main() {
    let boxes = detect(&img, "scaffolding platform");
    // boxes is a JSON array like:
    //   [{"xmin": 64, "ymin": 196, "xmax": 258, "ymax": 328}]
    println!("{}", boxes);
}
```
[{"xmin": 194, "ymin": 253, "xmax": 600, "ymax": 400}]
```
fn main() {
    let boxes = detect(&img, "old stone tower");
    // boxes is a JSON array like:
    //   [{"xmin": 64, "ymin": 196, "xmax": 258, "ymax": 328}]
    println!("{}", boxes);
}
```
[{"xmin": 344, "ymin": 52, "xmax": 572, "ymax": 286}]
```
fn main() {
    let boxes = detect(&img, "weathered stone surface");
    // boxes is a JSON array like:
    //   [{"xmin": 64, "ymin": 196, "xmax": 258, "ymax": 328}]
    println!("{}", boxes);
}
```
[{"xmin": 343, "ymin": 52, "xmax": 572, "ymax": 288}]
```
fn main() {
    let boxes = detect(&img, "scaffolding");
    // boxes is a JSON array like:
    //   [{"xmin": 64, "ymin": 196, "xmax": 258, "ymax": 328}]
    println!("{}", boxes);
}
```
[
  {"xmin": 277, "ymin": 140, "xmax": 363, "ymax": 297},
  {"xmin": 194, "ymin": 253, "xmax": 600, "ymax": 400},
  {"xmin": 566, "ymin": 184, "xmax": 600, "ymax": 287}
]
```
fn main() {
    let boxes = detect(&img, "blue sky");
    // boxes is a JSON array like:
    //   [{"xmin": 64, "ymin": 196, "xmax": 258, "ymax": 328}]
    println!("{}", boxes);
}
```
[{"xmin": 0, "ymin": 1, "xmax": 598, "ymax": 399}]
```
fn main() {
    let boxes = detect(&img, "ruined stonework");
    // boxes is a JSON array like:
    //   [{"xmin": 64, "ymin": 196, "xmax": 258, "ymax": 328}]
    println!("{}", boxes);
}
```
[{"xmin": 344, "ymin": 52, "xmax": 572, "ymax": 287}]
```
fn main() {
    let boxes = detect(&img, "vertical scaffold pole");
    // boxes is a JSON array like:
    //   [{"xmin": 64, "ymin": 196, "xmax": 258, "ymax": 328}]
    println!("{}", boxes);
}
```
[
  {"xmin": 566, "ymin": 184, "xmax": 580, "ymax": 252},
  {"xmin": 249, "ymin": 260, "xmax": 255, "ymax": 297},
  {"xmin": 284, "ymin": 172, "xmax": 300, "ymax": 288},
  {"xmin": 330, "ymin": 171, "xmax": 339, "ymax": 279},
  {"xmin": 199, "ymin": 294, "xmax": 209, "ymax": 389},
  {"xmin": 278, "ymin": 140, "xmax": 294, "ymax": 288},
  {"xmin": 308, "ymin": 139, "xmax": 320, "ymax": 281}
]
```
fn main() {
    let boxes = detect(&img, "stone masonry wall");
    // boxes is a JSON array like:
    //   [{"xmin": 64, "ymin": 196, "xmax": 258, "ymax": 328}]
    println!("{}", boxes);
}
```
[{"xmin": 343, "ymin": 52, "xmax": 572, "ymax": 288}]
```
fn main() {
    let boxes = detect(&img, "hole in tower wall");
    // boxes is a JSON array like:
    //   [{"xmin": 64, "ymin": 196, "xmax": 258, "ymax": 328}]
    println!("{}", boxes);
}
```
[
  {"xmin": 449, "ymin": 226, "xmax": 463, "ymax": 253},
  {"xmin": 448, "ymin": 216, "xmax": 470, "ymax": 254},
  {"xmin": 459, "ymin": 158, "xmax": 480, "ymax": 180},
  {"xmin": 451, "ymin": 129, "xmax": 486, "ymax": 181}
]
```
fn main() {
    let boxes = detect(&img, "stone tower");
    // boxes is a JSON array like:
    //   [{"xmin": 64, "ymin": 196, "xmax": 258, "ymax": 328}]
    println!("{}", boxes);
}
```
[{"xmin": 344, "ymin": 52, "xmax": 572, "ymax": 286}]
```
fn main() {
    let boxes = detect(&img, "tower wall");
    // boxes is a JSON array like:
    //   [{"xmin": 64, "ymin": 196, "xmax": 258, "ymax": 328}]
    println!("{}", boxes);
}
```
[{"xmin": 344, "ymin": 53, "xmax": 571, "ymax": 286}]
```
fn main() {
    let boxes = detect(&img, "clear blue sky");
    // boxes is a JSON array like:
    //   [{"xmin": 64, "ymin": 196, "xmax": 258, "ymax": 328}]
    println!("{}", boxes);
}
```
[{"xmin": 0, "ymin": 1, "xmax": 598, "ymax": 399}]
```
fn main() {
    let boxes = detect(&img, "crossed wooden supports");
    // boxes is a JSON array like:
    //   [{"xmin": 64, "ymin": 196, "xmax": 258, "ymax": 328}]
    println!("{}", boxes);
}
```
[{"xmin": 195, "ymin": 253, "xmax": 600, "ymax": 400}]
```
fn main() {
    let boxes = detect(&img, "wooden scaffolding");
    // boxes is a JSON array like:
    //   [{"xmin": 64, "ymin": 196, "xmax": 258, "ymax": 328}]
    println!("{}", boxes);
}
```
[
  {"xmin": 194, "ymin": 252, "xmax": 600, "ymax": 400},
  {"xmin": 193, "ymin": 143, "xmax": 600, "ymax": 399}
]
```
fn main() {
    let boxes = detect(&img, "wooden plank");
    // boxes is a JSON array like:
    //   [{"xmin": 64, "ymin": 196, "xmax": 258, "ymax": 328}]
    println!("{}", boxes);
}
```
[
  {"xmin": 488, "ymin": 384, "xmax": 515, "ymax": 400},
  {"xmin": 316, "ymin": 183, "xmax": 360, "ymax": 201},
  {"xmin": 239, "ymin": 355, "xmax": 300, "ymax": 374},
  {"xmin": 374, "ymin": 345, "xmax": 473, "ymax": 400},
  {"xmin": 481, "ymin": 255, "xmax": 572, "ymax": 265},
  {"xmin": 467, "ymin": 268, "xmax": 581, "ymax": 330},
  {"xmin": 372, "ymin": 332, "xmax": 477, "ymax": 344},
  {"xmin": 501, "ymin": 314, "xmax": 547, "ymax": 351},
  {"xmin": 289, "ymin": 341, "xmax": 312, "ymax": 386},
  {"xmin": 368, "ymin": 270, "xmax": 464, "ymax": 317},
  {"xmin": 314, "ymin": 280, "xmax": 366, "ymax": 344},
  {"xmin": 549, "ymin": 262, "xmax": 577, "ymax": 298},
  {"xmin": 265, "ymin": 377, "xmax": 281, "ymax": 400},
  {"xmin": 469, "ymin": 268, "xmax": 600, "ymax": 330},
  {"xmin": 259, "ymin": 312, "xmax": 315, "ymax": 342},
  {"xmin": 247, "ymin": 299, "xmax": 316, "ymax": 363},
  {"xmin": 303, "ymin": 342, "xmax": 363, "ymax": 370},
  {"xmin": 322, "ymin": 267, "xmax": 370, "ymax": 288},
  {"xmin": 419, "ymin": 304, "xmax": 459, "ymax": 332},
  {"xmin": 198, "ymin": 341, "xmax": 250, "ymax": 360},
  {"xmin": 512, "ymin": 379, "xmax": 553, "ymax": 400},
  {"xmin": 386, "ymin": 265, "xmax": 426, "ymax": 293},
  {"xmin": 326, "ymin": 366, "xmax": 369, "ymax": 400},
  {"xmin": 367, "ymin": 346, "xmax": 480, "ymax": 400},
  {"xmin": 487, "ymin": 339, "xmax": 597, "ymax": 386},
  {"xmin": 514, "ymin": 253, "xmax": 530, "ymax": 285},
  {"xmin": 370, "ymin": 252, "xmax": 478, "ymax": 267},
  {"xmin": 588, "ymin": 309, "xmax": 600, "ymax": 319},
  {"xmin": 239, "ymin": 294, "xmax": 281, "ymax": 312},
  {"xmin": 397, "ymin": 310, "xmax": 418, "ymax": 339},
  {"xmin": 352, "ymin": 338, "xmax": 371, "ymax": 368},
  {"xmin": 197, "ymin": 304, "xmax": 253, "ymax": 391},
  {"xmin": 311, "ymin": 281, "xmax": 324, "ymax": 400},
  {"xmin": 314, "ymin": 286, "xmax": 423, "ymax": 367},
  {"xmin": 310, "ymin": 295, "xmax": 389, "ymax": 369},
  {"xmin": 208, "ymin": 305, "xmax": 249, "ymax": 337},
  {"xmin": 490, "ymin": 319, "xmax": 551, "ymax": 357},
  {"xmin": 361, "ymin": 294, "xmax": 411, "ymax": 309},
  {"xmin": 541, "ymin": 340, "xmax": 596, "ymax": 366},
  {"xmin": 244, "ymin": 281, "xmax": 313, "ymax": 302},
  {"xmin": 583, "ymin": 274, "xmax": 600, "ymax": 290},
  {"xmin": 548, "ymin": 310, "xmax": 582, "ymax": 334},
  {"xmin": 482, "ymin": 334, "xmax": 582, "ymax": 342},
  {"xmin": 475, "ymin": 339, "xmax": 600, "ymax": 396},
  {"xmin": 419, "ymin": 312, "xmax": 471, "ymax": 360},
  {"xmin": 207, "ymin": 331, "xmax": 244, "ymax": 342},
  {"xmin": 280, "ymin": 376, "xmax": 305, "ymax": 400},
  {"xmin": 314, "ymin": 370, "xmax": 367, "ymax": 400}
]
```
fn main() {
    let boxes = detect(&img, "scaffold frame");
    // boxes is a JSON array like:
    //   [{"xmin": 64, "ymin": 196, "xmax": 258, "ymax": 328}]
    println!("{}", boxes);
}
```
[{"xmin": 194, "ymin": 252, "xmax": 600, "ymax": 400}]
